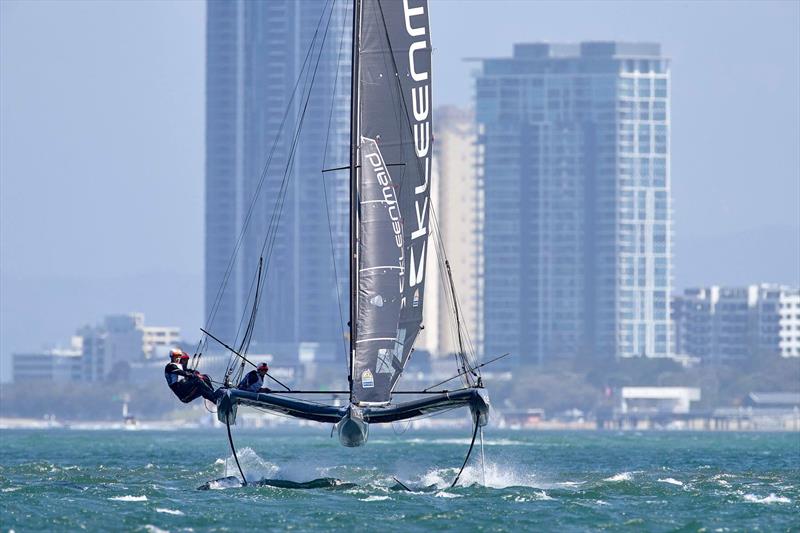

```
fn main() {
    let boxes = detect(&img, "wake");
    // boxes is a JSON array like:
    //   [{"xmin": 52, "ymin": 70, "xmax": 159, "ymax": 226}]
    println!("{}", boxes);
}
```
[{"xmin": 204, "ymin": 447, "xmax": 545, "ymax": 493}]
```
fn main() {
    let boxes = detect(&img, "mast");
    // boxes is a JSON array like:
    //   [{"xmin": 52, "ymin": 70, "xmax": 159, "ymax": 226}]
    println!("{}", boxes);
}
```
[{"xmin": 348, "ymin": 0, "xmax": 362, "ymax": 398}]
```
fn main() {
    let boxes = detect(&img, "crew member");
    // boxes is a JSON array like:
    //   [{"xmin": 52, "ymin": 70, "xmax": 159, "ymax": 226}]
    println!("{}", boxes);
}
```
[
  {"xmin": 237, "ymin": 362, "xmax": 272, "ymax": 393},
  {"xmin": 164, "ymin": 349, "xmax": 219, "ymax": 403}
]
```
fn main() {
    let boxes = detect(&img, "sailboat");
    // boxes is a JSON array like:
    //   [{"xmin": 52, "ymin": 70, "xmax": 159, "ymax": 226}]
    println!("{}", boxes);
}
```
[{"xmin": 196, "ymin": 0, "xmax": 490, "ymax": 485}]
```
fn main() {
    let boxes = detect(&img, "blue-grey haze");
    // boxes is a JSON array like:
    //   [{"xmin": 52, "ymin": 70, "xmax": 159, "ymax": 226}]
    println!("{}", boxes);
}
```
[{"xmin": 1, "ymin": 0, "xmax": 798, "ymax": 380}]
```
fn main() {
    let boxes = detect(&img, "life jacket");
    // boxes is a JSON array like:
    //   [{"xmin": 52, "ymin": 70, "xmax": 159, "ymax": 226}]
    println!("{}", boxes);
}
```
[
  {"xmin": 164, "ymin": 362, "xmax": 187, "ymax": 387},
  {"xmin": 237, "ymin": 370, "xmax": 263, "ymax": 393}
]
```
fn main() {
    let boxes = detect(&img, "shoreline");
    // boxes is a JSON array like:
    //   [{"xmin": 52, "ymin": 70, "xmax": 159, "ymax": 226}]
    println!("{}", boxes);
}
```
[{"xmin": 2, "ymin": 416, "xmax": 798, "ymax": 432}]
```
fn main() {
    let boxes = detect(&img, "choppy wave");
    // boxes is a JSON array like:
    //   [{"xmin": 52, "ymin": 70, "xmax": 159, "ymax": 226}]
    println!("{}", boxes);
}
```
[
  {"xmin": 2, "ymin": 429, "xmax": 799, "ymax": 531},
  {"xmin": 412, "ymin": 460, "xmax": 540, "ymax": 490},
  {"xmin": 743, "ymin": 493, "xmax": 791, "ymax": 504},
  {"xmin": 155, "ymin": 508, "xmax": 185, "ymax": 516},
  {"xmin": 434, "ymin": 491, "xmax": 462, "ymax": 498},
  {"xmin": 505, "ymin": 490, "xmax": 553, "ymax": 502},
  {"xmin": 604, "ymin": 472, "xmax": 634, "ymax": 482},
  {"xmin": 374, "ymin": 437, "xmax": 532, "ymax": 447},
  {"xmin": 143, "ymin": 525, "xmax": 169, "ymax": 533},
  {"xmin": 108, "ymin": 495, "xmax": 147, "ymax": 502},
  {"xmin": 360, "ymin": 495, "xmax": 390, "ymax": 502}
]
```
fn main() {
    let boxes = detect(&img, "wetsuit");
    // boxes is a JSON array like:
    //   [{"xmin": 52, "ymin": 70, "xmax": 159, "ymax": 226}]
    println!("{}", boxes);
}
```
[
  {"xmin": 164, "ymin": 362, "xmax": 218, "ymax": 403},
  {"xmin": 237, "ymin": 370, "xmax": 271, "ymax": 393}
]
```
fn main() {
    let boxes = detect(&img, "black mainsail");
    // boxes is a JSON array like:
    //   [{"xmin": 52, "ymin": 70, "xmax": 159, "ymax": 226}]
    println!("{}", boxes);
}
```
[{"xmin": 351, "ymin": 0, "xmax": 433, "ymax": 405}]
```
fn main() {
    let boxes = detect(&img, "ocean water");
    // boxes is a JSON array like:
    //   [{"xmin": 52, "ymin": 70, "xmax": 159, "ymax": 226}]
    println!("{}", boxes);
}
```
[{"xmin": 1, "ymin": 428, "xmax": 798, "ymax": 531}]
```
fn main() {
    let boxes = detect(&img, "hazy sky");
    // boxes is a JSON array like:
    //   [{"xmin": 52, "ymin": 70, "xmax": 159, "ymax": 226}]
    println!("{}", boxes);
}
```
[{"xmin": 1, "ymin": 0, "xmax": 798, "ymax": 380}]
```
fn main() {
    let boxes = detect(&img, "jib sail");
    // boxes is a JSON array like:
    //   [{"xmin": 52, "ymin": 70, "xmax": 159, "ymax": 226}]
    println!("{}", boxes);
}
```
[{"xmin": 351, "ymin": 0, "xmax": 433, "ymax": 404}]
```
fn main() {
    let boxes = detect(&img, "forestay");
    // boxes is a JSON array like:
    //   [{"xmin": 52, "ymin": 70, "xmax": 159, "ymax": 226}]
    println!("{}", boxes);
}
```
[{"xmin": 351, "ymin": 0, "xmax": 433, "ymax": 404}]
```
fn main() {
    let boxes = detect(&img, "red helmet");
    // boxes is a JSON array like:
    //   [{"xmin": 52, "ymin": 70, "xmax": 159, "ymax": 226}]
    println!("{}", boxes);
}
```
[
  {"xmin": 180, "ymin": 353, "xmax": 190, "ymax": 361},
  {"xmin": 257, "ymin": 362, "xmax": 269, "ymax": 373}
]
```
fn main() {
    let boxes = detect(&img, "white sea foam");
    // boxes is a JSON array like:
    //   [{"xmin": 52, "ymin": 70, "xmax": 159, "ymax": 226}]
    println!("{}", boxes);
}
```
[
  {"xmin": 557, "ymin": 481, "xmax": 585, "ymax": 487},
  {"xmin": 658, "ymin": 478, "xmax": 684, "ymax": 487},
  {"xmin": 206, "ymin": 477, "xmax": 243, "ymax": 490},
  {"xmin": 743, "ymin": 493, "xmax": 791, "ymax": 504},
  {"xmin": 434, "ymin": 491, "xmax": 462, "ymax": 498},
  {"xmin": 215, "ymin": 448, "xmax": 339, "ymax": 483},
  {"xmin": 109, "ymin": 495, "xmax": 148, "ymax": 502},
  {"xmin": 418, "ymin": 460, "xmax": 539, "ymax": 489},
  {"xmin": 360, "ymin": 495, "xmax": 390, "ymax": 502},
  {"xmin": 143, "ymin": 525, "xmax": 169, "ymax": 533},
  {"xmin": 217, "ymin": 447, "xmax": 279, "ymax": 481},
  {"xmin": 156, "ymin": 508, "xmax": 185, "ymax": 516},
  {"xmin": 508, "ymin": 491, "xmax": 553, "ymax": 502},
  {"xmin": 604, "ymin": 472, "xmax": 633, "ymax": 482},
  {"xmin": 1, "ymin": 487, "xmax": 20, "ymax": 493},
  {"xmin": 387, "ymin": 437, "xmax": 531, "ymax": 447}
]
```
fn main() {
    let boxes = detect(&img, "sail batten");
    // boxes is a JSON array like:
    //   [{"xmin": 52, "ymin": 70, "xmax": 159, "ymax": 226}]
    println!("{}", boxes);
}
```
[{"xmin": 351, "ymin": 0, "xmax": 432, "ymax": 404}]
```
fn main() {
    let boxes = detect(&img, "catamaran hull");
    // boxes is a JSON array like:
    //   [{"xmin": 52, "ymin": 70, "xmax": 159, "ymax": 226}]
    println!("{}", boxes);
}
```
[
  {"xmin": 218, "ymin": 387, "xmax": 490, "ymax": 446},
  {"xmin": 336, "ymin": 407, "xmax": 369, "ymax": 447}
]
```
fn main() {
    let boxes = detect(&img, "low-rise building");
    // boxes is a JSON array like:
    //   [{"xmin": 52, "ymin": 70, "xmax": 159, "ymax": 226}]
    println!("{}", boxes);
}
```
[
  {"xmin": 672, "ymin": 284, "xmax": 799, "ymax": 360},
  {"xmin": 12, "ymin": 337, "xmax": 83, "ymax": 384},
  {"xmin": 13, "ymin": 313, "xmax": 182, "ymax": 384},
  {"xmin": 619, "ymin": 387, "xmax": 701, "ymax": 414},
  {"xmin": 143, "ymin": 326, "xmax": 182, "ymax": 359}
]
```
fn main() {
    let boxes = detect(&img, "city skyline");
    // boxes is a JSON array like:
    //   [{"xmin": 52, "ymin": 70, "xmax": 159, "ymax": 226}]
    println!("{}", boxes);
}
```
[{"xmin": 1, "ymin": 0, "xmax": 798, "ymax": 379}]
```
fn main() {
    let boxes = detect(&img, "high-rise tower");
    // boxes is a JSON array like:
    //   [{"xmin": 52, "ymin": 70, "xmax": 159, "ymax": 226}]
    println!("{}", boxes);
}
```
[
  {"xmin": 205, "ymin": 1, "xmax": 350, "ymax": 358},
  {"xmin": 476, "ymin": 42, "xmax": 672, "ymax": 363}
]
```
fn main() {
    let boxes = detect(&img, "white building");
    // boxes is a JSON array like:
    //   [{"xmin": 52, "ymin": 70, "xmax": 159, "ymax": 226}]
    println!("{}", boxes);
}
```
[
  {"xmin": 779, "ymin": 288, "xmax": 800, "ymax": 357},
  {"xmin": 142, "ymin": 326, "xmax": 182, "ymax": 359},
  {"xmin": 619, "ymin": 387, "xmax": 701, "ymax": 414},
  {"xmin": 420, "ymin": 107, "xmax": 481, "ymax": 359}
]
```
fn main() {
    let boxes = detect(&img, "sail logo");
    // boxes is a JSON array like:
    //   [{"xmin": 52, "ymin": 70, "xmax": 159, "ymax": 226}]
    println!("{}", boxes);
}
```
[
  {"xmin": 361, "ymin": 369, "xmax": 375, "ymax": 389},
  {"xmin": 404, "ymin": 0, "xmax": 430, "ymax": 289},
  {"xmin": 363, "ymin": 139, "xmax": 403, "ymax": 251}
]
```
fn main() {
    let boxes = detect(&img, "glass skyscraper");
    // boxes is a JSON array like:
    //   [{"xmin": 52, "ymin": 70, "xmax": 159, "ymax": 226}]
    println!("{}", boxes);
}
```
[
  {"xmin": 475, "ymin": 42, "xmax": 672, "ymax": 363},
  {"xmin": 205, "ymin": 0, "xmax": 350, "ymax": 357}
]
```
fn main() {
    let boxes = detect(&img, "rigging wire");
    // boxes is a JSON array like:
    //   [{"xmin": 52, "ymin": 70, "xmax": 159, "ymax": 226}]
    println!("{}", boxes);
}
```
[
  {"xmin": 194, "ymin": 0, "xmax": 335, "ymax": 371},
  {"xmin": 214, "ymin": 0, "xmax": 339, "ymax": 385},
  {"xmin": 228, "ymin": 9, "xmax": 333, "ymax": 379},
  {"xmin": 237, "ymin": 0, "xmax": 340, "ymax": 374},
  {"xmin": 320, "ymin": 0, "xmax": 352, "ymax": 367}
]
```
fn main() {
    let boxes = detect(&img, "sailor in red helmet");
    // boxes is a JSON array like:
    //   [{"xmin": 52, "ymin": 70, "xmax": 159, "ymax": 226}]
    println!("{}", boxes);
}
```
[
  {"xmin": 164, "ymin": 349, "xmax": 220, "ymax": 403},
  {"xmin": 237, "ymin": 362, "xmax": 272, "ymax": 393}
]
